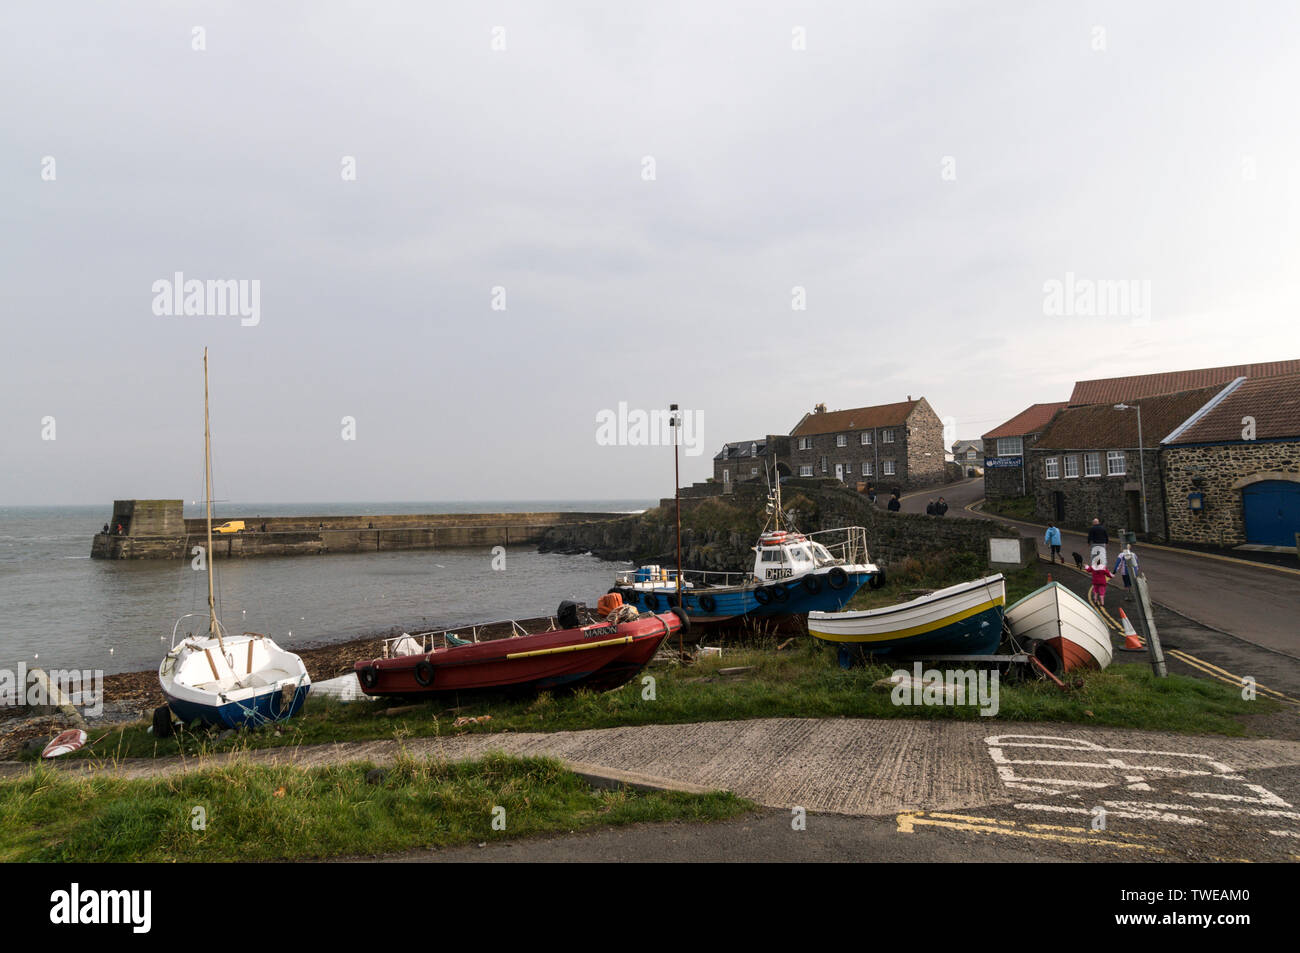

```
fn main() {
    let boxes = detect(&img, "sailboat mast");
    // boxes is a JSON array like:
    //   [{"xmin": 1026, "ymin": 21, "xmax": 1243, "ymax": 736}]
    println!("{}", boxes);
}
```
[{"xmin": 203, "ymin": 348, "xmax": 218, "ymax": 640}]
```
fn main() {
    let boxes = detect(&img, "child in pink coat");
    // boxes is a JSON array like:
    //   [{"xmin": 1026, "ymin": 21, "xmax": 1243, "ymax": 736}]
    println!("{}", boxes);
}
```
[{"xmin": 1087, "ymin": 565, "xmax": 1113, "ymax": 606}]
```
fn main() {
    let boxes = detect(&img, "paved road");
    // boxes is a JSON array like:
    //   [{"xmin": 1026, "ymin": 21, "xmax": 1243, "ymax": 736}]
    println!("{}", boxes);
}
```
[{"xmin": 915, "ymin": 478, "xmax": 1300, "ymax": 660}]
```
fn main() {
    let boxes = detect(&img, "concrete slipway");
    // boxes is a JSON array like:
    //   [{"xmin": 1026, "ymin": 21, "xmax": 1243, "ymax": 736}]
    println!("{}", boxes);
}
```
[{"xmin": 10, "ymin": 717, "xmax": 1300, "ymax": 861}]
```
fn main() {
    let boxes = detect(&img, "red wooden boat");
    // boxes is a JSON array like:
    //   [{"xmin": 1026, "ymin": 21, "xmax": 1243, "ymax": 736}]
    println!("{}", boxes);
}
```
[{"xmin": 354, "ymin": 607, "xmax": 688, "ymax": 698}]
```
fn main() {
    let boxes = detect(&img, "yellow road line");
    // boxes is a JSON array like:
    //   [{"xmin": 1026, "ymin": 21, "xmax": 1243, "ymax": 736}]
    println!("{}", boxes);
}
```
[
  {"xmin": 1166, "ymin": 649, "xmax": 1300, "ymax": 705},
  {"xmin": 896, "ymin": 811, "xmax": 1164, "ymax": 853}
]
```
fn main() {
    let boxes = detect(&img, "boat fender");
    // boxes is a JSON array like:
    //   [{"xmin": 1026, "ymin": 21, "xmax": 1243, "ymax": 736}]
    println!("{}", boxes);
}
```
[
  {"xmin": 152, "ymin": 705, "xmax": 174, "ymax": 739},
  {"xmin": 699, "ymin": 593, "xmax": 717, "ymax": 613},
  {"xmin": 753, "ymin": 587, "xmax": 771, "ymax": 605},
  {"xmin": 359, "ymin": 665, "xmax": 380, "ymax": 690},
  {"xmin": 769, "ymin": 583, "xmax": 789, "ymax": 603},
  {"xmin": 802, "ymin": 574, "xmax": 822, "ymax": 594},
  {"xmin": 413, "ymin": 659, "xmax": 435, "ymax": 687},
  {"xmin": 827, "ymin": 567, "xmax": 848, "ymax": 590},
  {"xmin": 669, "ymin": 606, "xmax": 691, "ymax": 636},
  {"xmin": 867, "ymin": 569, "xmax": 886, "ymax": 590},
  {"xmin": 666, "ymin": 592, "xmax": 680, "ymax": 609},
  {"xmin": 643, "ymin": 592, "xmax": 659, "ymax": 611}
]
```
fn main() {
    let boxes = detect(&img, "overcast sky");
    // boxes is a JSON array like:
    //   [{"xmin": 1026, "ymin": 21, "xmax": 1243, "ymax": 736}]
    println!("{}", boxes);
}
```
[{"xmin": 3, "ymin": 2, "xmax": 1297, "ymax": 505}]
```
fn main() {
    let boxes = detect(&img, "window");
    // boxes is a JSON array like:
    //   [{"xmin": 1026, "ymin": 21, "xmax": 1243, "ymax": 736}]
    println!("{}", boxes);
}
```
[
  {"xmin": 861, "ymin": 431, "xmax": 872, "ymax": 445},
  {"xmin": 1045, "ymin": 457, "xmax": 1059, "ymax": 480},
  {"xmin": 722, "ymin": 469, "xmax": 730, "ymax": 483},
  {"xmin": 861, "ymin": 461, "xmax": 873, "ymax": 477},
  {"xmin": 750, "ymin": 443, "xmax": 757, "ymax": 456},
  {"xmin": 750, "ymin": 467, "xmax": 758, "ymax": 477},
  {"xmin": 836, "ymin": 434, "xmax": 847, "ymax": 447},
  {"xmin": 1063, "ymin": 455, "xmax": 1079, "ymax": 478},
  {"xmin": 996, "ymin": 437, "xmax": 1023, "ymax": 456},
  {"xmin": 798, "ymin": 436, "xmax": 813, "ymax": 451},
  {"xmin": 966, "ymin": 449, "xmax": 976, "ymax": 460},
  {"xmin": 799, "ymin": 465, "xmax": 813, "ymax": 477},
  {"xmin": 1084, "ymin": 452, "xmax": 1101, "ymax": 477},
  {"xmin": 883, "ymin": 460, "xmax": 896, "ymax": 475},
  {"xmin": 1107, "ymin": 451, "xmax": 1126, "ymax": 476},
  {"xmin": 820, "ymin": 456, "xmax": 828, "ymax": 473},
  {"xmin": 883, "ymin": 429, "xmax": 895, "ymax": 443}
]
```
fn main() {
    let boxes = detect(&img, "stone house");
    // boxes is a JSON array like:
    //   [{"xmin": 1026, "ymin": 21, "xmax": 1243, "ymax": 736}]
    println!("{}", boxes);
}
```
[
  {"xmin": 981, "ymin": 402, "xmax": 1067, "ymax": 502},
  {"xmin": 1028, "ymin": 385, "xmax": 1224, "ymax": 541},
  {"xmin": 951, "ymin": 440, "xmax": 983, "ymax": 470},
  {"xmin": 712, "ymin": 436, "xmax": 789, "ymax": 487},
  {"xmin": 782, "ymin": 398, "xmax": 946, "ymax": 490},
  {"xmin": 1162, "ymin": 372, "xmax": 1300, "ymax": 549}
]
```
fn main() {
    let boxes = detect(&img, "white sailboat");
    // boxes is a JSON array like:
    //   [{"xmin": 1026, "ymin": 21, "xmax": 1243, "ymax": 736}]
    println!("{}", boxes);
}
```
[{"xmin": 156, "ymin": 349, "xmax": 310, "ymax": 733}]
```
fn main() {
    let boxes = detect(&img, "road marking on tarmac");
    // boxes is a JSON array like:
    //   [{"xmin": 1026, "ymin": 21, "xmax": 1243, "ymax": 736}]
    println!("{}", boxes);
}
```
[
  {"xmin": 895, "ymin": 810, "xmax": 1165, "ymax": 853},
  {"xmin": 1165, "ymin": 649, "xmax": 1300, "ymax": 706}
]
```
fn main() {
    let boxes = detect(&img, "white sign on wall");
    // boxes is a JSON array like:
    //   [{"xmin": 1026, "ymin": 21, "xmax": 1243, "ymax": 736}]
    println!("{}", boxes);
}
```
[{"xmin": 989, "ymin": 538, "xmax": 1021, "ymax": 564}]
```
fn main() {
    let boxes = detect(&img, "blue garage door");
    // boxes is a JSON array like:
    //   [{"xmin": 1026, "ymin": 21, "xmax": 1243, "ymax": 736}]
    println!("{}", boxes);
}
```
[{"xmin": 1242, "ymin": 481, "xmax": 1300, "ymax": 547}]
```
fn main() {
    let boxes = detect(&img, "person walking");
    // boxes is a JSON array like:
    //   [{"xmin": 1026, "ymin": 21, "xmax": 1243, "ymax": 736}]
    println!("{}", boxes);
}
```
[
  {"xmin": 1044, "ymin": 523, "xmax": 1063, "ymax": 563},
  {"xmin": 887, "ymin": 491, "xmax": 901, "ymax": 512},
  {"xmin": 1113, "ymin": 544, "xmax": 1139, "ymax": 601},
  {"xmin": 925, "ymin": 499, "xmax": 936, "ymax": 515},
  {"xmin": 1087, "ymin": 518, "xmax": 1109, "ymax": 569},
  {"xmin": 1087, "ymin": 563, "xmax": 1113, "ymax": 607},
  {"xmin": 936, "ymin": 497, "xmax": 948, "ymax": 516}
]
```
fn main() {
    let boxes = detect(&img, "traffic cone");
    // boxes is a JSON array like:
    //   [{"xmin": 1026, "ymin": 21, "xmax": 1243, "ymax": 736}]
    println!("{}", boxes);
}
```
[{"xmin": 1117, "ymin": 608, "xmax": 1144, "ymax": 651}]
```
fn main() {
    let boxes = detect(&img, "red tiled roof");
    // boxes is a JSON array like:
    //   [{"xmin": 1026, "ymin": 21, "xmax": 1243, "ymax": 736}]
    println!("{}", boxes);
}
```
[
  {"xmin": 1165, "ymin": 372, "xmax": 1300, "ymax": 444},
  {"xmin": 790, "ymin": 400, "xmax": 919, "ymax": 437},
  {"xmin": 1035, "ymin": 385, "xmax": 1226, "ymax": 450},
  {"xmin": 982, "ymin": 402, "xmax": 1068, "ymax": 440},
  {"xmin": 1069, "ymin": 360, "xmax": 1300, "ymax": 406}
]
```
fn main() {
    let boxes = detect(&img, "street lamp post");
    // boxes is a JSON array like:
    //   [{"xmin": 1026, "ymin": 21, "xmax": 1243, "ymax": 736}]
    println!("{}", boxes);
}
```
[{"xmin": 1114, "ymin": 403, "xmax": 1148, "ymax": 536}]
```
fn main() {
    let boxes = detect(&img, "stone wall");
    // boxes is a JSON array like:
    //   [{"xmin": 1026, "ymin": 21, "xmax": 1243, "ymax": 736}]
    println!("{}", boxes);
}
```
[
  {"xmin": 540, "ymin": 484, "xmax": 1021, "ymax": 573},
  {"xmin": 1028, "ymin": 447, "xmax": 1165, "ymax": 540},
  {"xmin": 905, "ymin": 398, "xmax": 948, "ymax": 487},
  {"xmin": 91, "ymin": 511, "xmax": 621, "ymax": 559},
  {"xmin": 1163, "ymin": 441, "xmax": 1300, "ymax": 545}
]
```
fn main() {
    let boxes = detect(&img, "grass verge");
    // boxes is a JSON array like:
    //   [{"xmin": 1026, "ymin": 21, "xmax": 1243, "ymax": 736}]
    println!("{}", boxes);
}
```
[
  {"xmin": 0, "ymin": 753, "xmax": 750, "ymax": 862},
  {"xmin": 62, "ymin": 632, "xmax": 1273, "ymax": 766}
]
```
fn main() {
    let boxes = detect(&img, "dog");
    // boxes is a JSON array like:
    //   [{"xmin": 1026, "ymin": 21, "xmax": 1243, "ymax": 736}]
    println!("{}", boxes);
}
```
[{"xmin": 1071, "ymin": 552, "xmax": 1084, "ymax": 571}]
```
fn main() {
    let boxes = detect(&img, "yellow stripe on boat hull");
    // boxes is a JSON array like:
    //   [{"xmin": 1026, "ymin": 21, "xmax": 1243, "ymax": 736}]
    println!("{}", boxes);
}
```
[
  {"xmin": 505, "ymin": 635, "xmax": 634, "ymax": 659},
  {"xmin": 809, "ymin": 597, "xmax": 1004, "ymax": 644}
]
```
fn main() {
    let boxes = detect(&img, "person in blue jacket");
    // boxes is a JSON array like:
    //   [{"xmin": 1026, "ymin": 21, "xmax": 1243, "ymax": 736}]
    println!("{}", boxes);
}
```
[{"xmin": 1044, "ymin": 523, "xmax": 1063, "ymax": 564}]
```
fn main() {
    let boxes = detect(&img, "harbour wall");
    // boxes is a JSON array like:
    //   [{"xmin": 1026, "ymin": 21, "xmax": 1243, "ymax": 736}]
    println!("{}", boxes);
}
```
[
  {"xmin": 91, "ymin": 505, "xmax": 625, "ymax": 560},
  {"xmin": 541, "ymin": 484, "xmax": 1021, "ymax": 571}
]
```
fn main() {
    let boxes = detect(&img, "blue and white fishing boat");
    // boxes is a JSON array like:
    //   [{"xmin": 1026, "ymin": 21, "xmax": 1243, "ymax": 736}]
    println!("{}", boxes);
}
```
[
  {"xmin": 807, "ymin": 574, "xmax": 1007, "ymax": 656},
  {"xmin": 610, "ymin": 483, "xmax": 882, "ymax": 626},
  {"xmin": 157, "ymin": 350, "xmax": 310, "ymax": 733}
]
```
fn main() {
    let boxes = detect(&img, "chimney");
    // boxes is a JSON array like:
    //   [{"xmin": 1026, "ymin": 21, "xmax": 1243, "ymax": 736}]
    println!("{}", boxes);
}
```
[
  {"xmin": 907, "ymin": 395, "xmax": 912, "ymax": 401},
  {"xmin": 814, "ymin": 402, "xmax": 827, "ymax": 414}
]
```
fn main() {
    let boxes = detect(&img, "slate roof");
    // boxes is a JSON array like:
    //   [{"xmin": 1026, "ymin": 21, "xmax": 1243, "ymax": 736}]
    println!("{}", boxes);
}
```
[
  {"xmin": 714, "ymin": 439, "xmax": 769, "ymax": 461},
  {"xmin": 1164, "ymin": 372, "xmax": 1300, "ymax": 444},
  {"xmin": 1034, "ymin": 385, "xmax": 1226, "ymax": 450},
  {"xmin": 790, "ymin": 400, "xmax": 919, "ymax": 437},
  {"xmin": 983, "ymin": 402, "xmax": 1068, "ymax": 440},
  {"xmin": 1069, "ymin": 361, "xmax": 1300, "ymax": 406}
]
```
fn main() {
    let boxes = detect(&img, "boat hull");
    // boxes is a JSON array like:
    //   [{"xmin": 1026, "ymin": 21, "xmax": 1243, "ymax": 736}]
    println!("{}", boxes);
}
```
[
  {"xmin": 808, "ymin": 575, "xmax": 1006, "ymax": 656},
  {"xmin": 354, "ymin": 610, "xmax": 682, "ymax": 698},
  {"xmin": 613, "ymin": 568, "xmax": 879, "ymax": 627},
  {"xmin": 1004, "ymin": 582, "xmax": 1113, "ymax": 672},
  {"xmin": 163, "ymin": 684, "xmax": 311, "ymax": 729}
]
